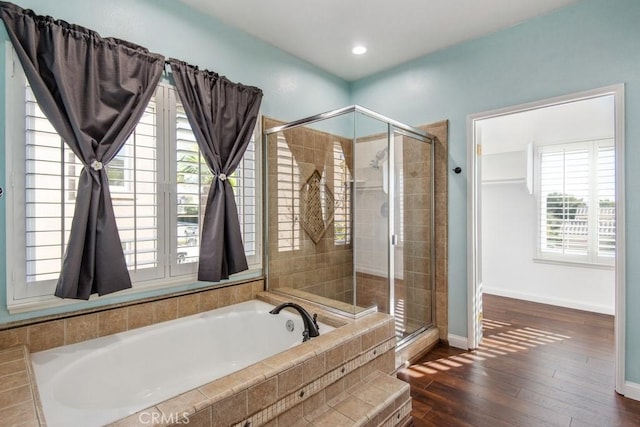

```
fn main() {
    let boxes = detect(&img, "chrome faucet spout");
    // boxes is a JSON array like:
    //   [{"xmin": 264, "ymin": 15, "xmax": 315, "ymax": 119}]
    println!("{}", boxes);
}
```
[{"xmin": 269, "ymin": 302, "xmax": 320, "ymax": 342}]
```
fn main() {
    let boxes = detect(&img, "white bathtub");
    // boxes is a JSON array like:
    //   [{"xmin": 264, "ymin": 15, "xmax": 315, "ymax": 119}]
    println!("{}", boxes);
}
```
[{"xmin": 31, "ymin": 299, "xmax": 334, "ymax": 427}]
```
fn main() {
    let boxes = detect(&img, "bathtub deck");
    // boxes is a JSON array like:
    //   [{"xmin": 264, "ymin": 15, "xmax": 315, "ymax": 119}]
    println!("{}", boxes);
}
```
[
  {"xmin": 0, "ymin": 345, "xmax": 44, "ymax": 426},
  {"xmin": 10, "ymin": 291, "xmax": 403, "ymax": 427},
  {"xmin": 300, "ymin": 370, "xmax": 412, "ymax": 426}
]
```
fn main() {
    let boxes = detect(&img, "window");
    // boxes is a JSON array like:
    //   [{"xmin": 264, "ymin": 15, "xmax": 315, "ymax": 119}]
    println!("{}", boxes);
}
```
[
  {"xmin": 6, "ymin": 56, "xmax": 261, "ymax": 309},
  {"xmin": 537, "ymin": 139, "xmax": 615, "ymax": 265},
  {"xmin": 276, "ymin": 133, "xmax": 301, "ymax": 252},
  {"xmin": 333, "ymin": 142, "xmax": 351, "ymax": 245}
]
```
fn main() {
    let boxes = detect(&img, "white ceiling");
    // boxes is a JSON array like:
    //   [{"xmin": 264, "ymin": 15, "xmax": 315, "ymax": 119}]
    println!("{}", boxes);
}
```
[
  {"xmin": 478, "ymin": 95, "xmax": 615, "ymax": 155},
  {"xmin": 177, "ymin": 0, "xmax": 579, "ymax": 81}
]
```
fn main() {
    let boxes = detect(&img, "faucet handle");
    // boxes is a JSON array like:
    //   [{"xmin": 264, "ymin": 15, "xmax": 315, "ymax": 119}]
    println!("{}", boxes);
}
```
[
  {"xmin": 302, "ymin": 329, "xmax": 310, "ymax": 342},
  {"xmin": 312, "ymin": 313, "xmax": 319, "ymax": 331}
]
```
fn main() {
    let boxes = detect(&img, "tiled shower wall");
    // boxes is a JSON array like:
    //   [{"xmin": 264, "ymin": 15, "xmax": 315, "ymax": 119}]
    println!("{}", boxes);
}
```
[
  {"xmin": 422, "ymin": 121, "xmax": 449, "ymax": 341},
  {"xmin": 354, "ymin": 121, "xmax": 448, "ymax": 340},
  {"xmin": 264, "ymin": 118, "xmax": 354, "ymax": 305},
  {"xmin": 399, "ymin": 133, "xmax": 434, "ymax": 333}
]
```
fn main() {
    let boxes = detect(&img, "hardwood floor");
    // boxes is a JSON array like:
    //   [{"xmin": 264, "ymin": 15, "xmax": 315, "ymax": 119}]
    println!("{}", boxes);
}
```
[{"xmin": 398, "ymin": 294, "xmax": 640, "ymax": 426}]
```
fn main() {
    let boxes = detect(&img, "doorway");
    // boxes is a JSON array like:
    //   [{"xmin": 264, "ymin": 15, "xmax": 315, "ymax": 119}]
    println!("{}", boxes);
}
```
[{"xmin": 467, "ymin": 85, "xmax": 626, "ymax": 394}]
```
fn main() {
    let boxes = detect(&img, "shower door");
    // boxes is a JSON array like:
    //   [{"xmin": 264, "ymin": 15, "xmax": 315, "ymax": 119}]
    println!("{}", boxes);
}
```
[{"xmin": 390, "ymin": 129, "xmax": 434, "ymax": 340}]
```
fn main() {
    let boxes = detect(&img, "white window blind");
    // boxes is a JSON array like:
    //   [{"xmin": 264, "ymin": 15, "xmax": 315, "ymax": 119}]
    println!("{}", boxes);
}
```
[
  {"xmin": 25, "ymin": 87, "xmax": 161, "ymax": 287},
  {"xmin": 333, "ymin": 142, "xmax": 351, "ymax": 245},
  {"xmin": 175, "ymin": 102, "xmax": 211, "ymax": 267},
  {"xmin": 537, "ymin": 139, "xmax": 615, "ymax": 265},
  {"xmin": 173, "ymin": 100, "xmax": 259, "ymax": 269},
  {"xmin": 276, "ymin": 133, "xmax": 301, "ymax": 252},
  {"xmin": 9, "ymin": 72, "xmax": 261, "ymax": 308}
]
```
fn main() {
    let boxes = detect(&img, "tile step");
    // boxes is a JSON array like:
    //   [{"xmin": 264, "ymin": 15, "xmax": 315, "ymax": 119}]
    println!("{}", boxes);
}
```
[{"xmin": 304, "ymin": 370, "xmax": 411, "ymax": 426}]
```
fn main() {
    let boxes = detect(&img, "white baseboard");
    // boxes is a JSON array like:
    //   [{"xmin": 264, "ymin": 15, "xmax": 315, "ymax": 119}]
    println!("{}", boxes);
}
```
[
  {"xmin": 483, "ymin": 287, "xmax": 614, "ymax": 315},
  {"xmin": 447, "ymin": 334, "xmax": 469, "ymax": 350},
  {"xmin": 622, "ymin": 381, "xmax": 640, "ymax": 401}
]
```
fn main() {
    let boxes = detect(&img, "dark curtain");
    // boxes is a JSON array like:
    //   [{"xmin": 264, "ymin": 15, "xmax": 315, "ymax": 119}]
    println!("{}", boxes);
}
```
[
  {"xmin": 0, "ymin": 2, "xmax": 164, "ymax": 299},
  {"xmin": 168, "ymin": 59, "xmax": 262, "ymax": 282}
]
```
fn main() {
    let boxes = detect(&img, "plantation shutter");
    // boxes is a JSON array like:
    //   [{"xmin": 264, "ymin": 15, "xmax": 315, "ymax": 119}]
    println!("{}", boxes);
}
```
[
  {"xmin": 538, "ymin": 140, "xmax": 615, "ymax": 263},
  {"xmin": 596, "ymin": 144, "xmax": 615, "ymax": 257},
  {"xmin": 539, "ymin": 146, "xmax": 590, "ymax": 256}
]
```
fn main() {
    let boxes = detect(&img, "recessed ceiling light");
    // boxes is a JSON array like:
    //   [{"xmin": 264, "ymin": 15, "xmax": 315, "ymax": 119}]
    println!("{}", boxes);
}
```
[{"xmin": 352, "ymin": 45, "xmax": 367, "ymax": 55}]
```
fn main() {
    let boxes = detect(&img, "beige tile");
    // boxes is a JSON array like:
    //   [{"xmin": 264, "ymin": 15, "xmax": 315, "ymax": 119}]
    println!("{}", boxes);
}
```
[
  {"xmin": 307, "ymin": 406, "xmax": 353, "ymax": 427},
  {"xmin": 185, "ymin": 407, "xmax": 211, "ymax": 427},
  {"xmin": 332, "ymin": 396, "xmax": 373, "ymax": 422},
  {"xmin": 368, "ymin": 372, "xmax": 406, "ymax": 394},
  {"xmin": 231, "ymin": 362, "xmax": 279, "ymax": 392},
  {"xmin": 342, "ymin": 336, "xmax": 361, "ymax": 361},
  {"xmin": 278, "ymin": 363, "xmax": 303, "ymax": 398},
  {"xmin": 0, "ymin": 370, "xmax": 29, "ymax": 393},
  {"xmin": 359, "ymin": 359, "xmax": 376, "ymax": 380},
  {"xmin": 110, "ymin": 407, "xmax": 162, "ymax": 427},
  {"xmin": 211, "ymin": 391, "xmax": 247, "ymax": 426},
  {"xmin": 178, "ymin": 293, "xmax": 200, "ymax": 318},
  {"xmin": 324, "ymin": 377, "xmax": 345, "ymax": 403},
  {"xmin": 348, "ymin": 381, "xmax": 392, "ymax": 408},
  {"xmin": 157, "ymin": 389, "xmax": 208, "ymax": 418},
  {"xmin": 231, "ymin": 284, "xmax": 253, "ymax": 305},
  {"xmin": 247, "ymin": 376, "xmax": 277, "ymax": 415},
  {"xmin": 198, "ymin": 376, "xmax": 237, "ymax": 402},
  {"xmin": 0, "ymin": 328, "xmax": 27, "ymax": 351},
  {"xmin": 394, "ymin": 393, "xmax": 411, "ymax": 410},
  {"xmin": 262, "ymin": 416, "xmax": 278, "ymax": 427},
  {"xmin": 65, "ymin": 314, "xmax": 98, "ymax": 345},
  {"xmin": 98, "ymin": 308, "xmax": 128, "ymax": 337},
  {"xmin": 0, "ymin": 359, "xmax": 25, "ymax": 378},
  {"xmin": 199, "ymin": 289, "xmax": 219, "ymax": 312},
  {"xmin": 289, "ymin": 417, "xmax": 313, "ymax": 427},
  {"xmin": 262, "ymin": 350, "xmax": 296, "ymax": 372},
  {"xmin": 127, "ymin": 302, "xmax": 154, "ymax": 330},
  {"xmin": 0, "ymin": 400, "xmax": 37, "ymax": 426},
  {"xmin": 325, "ymin": 344, "xmax": 345, "ymax": 371},
  {"xmin": 277, "ymin": 402, "xmax": 303, "ymax": 426},
  {"xmin": 302, "ymin": 389, "xmax": 325, "ymax": 417},
  {"xmin": 373, "ymin": 348, "xmax": 395, "ymax": 374},
  {"xmin": 369, "ymin": 399, "xmax": 395, "ymax": 426},
  {"xmin": 251, "ymin": 280, "xmax": 265, "ymax": 297},
  {"xmin": 343, "ymin": 368, "xmax": 362, "ymax": 391},
  {"xmin": 360, "ymin": 329, "xmax": 377, "ymax": 352},
  {"xmin": 302, "ymin": 352, "xmax": 325, "ymax": 383},
  {"xmin": 153, "ymin": 298, "xmax": 178, "ymax": 323},
  {"xmin": 0, "ymin": 384, "xmax": 31, "ymax": 410},
  {"xmin": 27, "ymin": 320, "xmax": 64, "ymax": 352},
  {"xmin": 0, "ymin": 347, "xmax": 24, "ymax": 365},
  {"xmin": 217, "ymin": 287, "xmax": 232, "ymax": 308}
]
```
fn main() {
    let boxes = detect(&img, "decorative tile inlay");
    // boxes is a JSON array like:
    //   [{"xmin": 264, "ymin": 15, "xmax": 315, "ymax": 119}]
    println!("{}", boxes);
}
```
[
  {"xmin": 232, "ymin": 338, "xmax": 396, "ymax": 427},
  {"xmin": 299, "ymin": 170, "xmax": 334, "ymax": 244}
]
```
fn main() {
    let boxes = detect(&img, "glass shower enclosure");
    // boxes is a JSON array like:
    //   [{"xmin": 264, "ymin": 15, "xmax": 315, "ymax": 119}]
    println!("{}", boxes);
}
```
[{"xmin": 263, "ymin": 105, "xmax": 435, "ymax": 342}]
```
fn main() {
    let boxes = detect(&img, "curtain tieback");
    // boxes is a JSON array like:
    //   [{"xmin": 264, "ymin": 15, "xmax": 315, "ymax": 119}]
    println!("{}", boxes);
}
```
[
  {"xmin": 216, "ymin": 173, "xmax": 227, "ymax": 181},
  {"xmin": 89, "ymin": 160, "xmax": 103, "ymax": 171}
]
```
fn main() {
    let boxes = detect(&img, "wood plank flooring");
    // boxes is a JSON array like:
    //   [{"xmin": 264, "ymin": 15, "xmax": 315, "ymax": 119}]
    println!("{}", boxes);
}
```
[{"xmin": 398, "ymin": 294, "xmax": 640, "ymax": 426}]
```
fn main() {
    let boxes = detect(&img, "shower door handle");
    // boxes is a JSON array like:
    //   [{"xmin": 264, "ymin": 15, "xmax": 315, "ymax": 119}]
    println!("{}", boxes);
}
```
[{"xmin": 391, "ymin": 234, "xmax": 398, "ymax": 246}]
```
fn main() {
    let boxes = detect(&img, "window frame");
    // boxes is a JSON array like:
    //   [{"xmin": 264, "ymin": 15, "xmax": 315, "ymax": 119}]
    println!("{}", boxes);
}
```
[
  {"xmin": 5, "ymin": 45, "xmax": 262, "ymax": 313},
  {"xmin": 534, "ymin": 138, "xmax": 615, "ymax": 268}
]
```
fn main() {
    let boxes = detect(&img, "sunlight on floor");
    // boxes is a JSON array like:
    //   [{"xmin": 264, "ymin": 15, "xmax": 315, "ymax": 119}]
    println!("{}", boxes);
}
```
[{"xmin": 405, "ymin": 318, "xmax": 573, "ymax": 378}]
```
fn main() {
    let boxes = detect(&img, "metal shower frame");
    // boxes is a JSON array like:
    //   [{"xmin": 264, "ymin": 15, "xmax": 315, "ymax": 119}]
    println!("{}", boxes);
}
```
[{"xmin": 263, "ymin": 105, "xmax": 436, "ymax": 343}]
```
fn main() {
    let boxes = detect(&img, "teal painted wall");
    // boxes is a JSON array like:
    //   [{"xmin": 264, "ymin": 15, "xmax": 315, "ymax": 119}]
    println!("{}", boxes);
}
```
[
  {"xmin": 0, "ymin": 0, "xmax": 350, "ymax": 323},
  {"xmin": 2, "ymin": 0, "xmax": 639, "ymax": 387},
  {"xmin": 351, "ymin": 0, "xmax": 640, "ymax": 383}
]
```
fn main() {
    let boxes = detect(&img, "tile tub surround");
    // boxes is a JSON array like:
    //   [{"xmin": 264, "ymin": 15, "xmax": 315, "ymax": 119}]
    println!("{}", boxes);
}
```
[
  {"xmin": 0, "ymin": 346, "xmax": 44, "ymax": 426},
  {"xmin": 0, "ymin": 279, "xmax": 265, "ymax": 353},
  {"xmin": 108, "ymin": 294, "xmax": 400, "ymax": 426},
  {"xmin": 264, "ymin": 117, "xmax": 355, "ymax": 307}
]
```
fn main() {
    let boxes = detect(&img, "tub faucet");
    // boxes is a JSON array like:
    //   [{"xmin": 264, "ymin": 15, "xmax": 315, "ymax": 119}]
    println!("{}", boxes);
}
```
[{"xmin": 269, "ymin": 302, "xmax": 320, "ymax": 342}]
